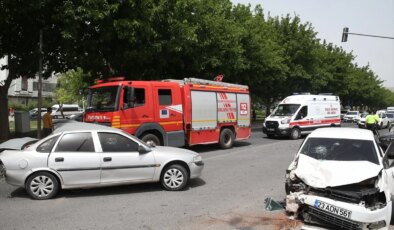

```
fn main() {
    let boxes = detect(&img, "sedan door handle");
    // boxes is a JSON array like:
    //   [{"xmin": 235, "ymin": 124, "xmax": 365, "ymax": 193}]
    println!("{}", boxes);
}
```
[
  {"xmin": 55, "ymin": 157, "xmax": 64, "ymax": 162},
  {"xmin": 103, "ymin": 157, "xmax": 112, "ymax": 162}
]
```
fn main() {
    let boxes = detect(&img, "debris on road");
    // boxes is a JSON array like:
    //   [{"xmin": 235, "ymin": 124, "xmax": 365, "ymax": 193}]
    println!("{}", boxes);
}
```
[{"xmin": 265, "ymin": 197, "xmax": 285, "ymax": 211}]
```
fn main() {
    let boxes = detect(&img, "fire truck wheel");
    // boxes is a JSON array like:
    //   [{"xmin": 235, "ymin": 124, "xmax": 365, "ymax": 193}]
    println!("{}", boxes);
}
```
[
  {"xmin": 160, "ymin": 164, "xmax": 188, "ymax": 191},
  {"xmin": 290, "ymin": 128, "xmax": 300, "ymax": 140},
  {"xmin": 141, "ymin": 134, "xmax": 161, "ymax": 146},
  {"xmin": 219, "ymin": 129, "xmax": 234, "ymax": 149}
]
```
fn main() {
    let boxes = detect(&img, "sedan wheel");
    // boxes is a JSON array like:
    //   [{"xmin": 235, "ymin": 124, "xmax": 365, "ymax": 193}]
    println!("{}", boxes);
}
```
[
  {"xmin": 161, "ymin": 164, "xmax": 188, "ymax": 191},
  {"xmin": 26, "ymin": 172, "xmax": 59, "ymax": 200}
]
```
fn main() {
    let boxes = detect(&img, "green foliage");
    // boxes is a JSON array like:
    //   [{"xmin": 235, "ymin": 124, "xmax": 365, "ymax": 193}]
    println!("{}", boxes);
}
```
[{"xmin": 55, "ymin": 68, "xmax": 91, "ymax": 105}]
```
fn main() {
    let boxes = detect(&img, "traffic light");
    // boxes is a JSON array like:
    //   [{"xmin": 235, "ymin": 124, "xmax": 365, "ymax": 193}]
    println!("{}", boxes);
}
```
[{"xmin": 342, "ymin": 27, "xmax": 349, "ymax": 42}]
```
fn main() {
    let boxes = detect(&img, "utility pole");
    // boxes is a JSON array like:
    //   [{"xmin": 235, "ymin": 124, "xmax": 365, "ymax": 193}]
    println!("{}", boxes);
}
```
[
  {"xmin": 37, "ymin": 29, "xmax": 43, "ymax": 139},
  {"xmin": 342, "ymin": 27, "xmax": 394, "ymax": 42}
]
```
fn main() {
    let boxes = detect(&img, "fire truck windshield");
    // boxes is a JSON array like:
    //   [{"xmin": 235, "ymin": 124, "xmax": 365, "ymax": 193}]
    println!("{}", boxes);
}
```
[{"xmin": 86, "ymin": 86, "xmax": 119, "ymax": 112}]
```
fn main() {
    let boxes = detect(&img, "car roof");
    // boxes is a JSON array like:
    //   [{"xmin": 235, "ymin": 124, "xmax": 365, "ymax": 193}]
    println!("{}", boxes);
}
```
[
  {"xmin": 308, "ymin": 128, "xmax": 374, "ymax": 141},
  {"xmin": 53, "ymin": 122, "xmax": 120, "ymax": 134}
]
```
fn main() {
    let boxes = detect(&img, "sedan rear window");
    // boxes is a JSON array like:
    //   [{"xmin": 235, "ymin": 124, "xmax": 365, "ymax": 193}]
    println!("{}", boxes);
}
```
[
  {"xmin": 37, "ymin": 136, "xmax": 60, "ymax": 153},
  {"xmin": 300, "ymin": 138, "xmax": 379, "ymax": 164}
]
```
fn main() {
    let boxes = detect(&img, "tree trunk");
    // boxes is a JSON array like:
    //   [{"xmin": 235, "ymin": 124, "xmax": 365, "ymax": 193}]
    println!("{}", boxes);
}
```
[
  {"xmin": 263, "ymin": 98, "xmax": 274, "ymax": 119},
  {"xmin": 0, "ymin": 73, "xmax": 12, "ymax": 141}
]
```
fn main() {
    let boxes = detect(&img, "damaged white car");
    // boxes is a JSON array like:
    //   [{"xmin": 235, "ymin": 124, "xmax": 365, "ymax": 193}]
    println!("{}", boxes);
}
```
[{"xmin": 285, "ymin": 128, "xmax": 394, "ymax": 230}]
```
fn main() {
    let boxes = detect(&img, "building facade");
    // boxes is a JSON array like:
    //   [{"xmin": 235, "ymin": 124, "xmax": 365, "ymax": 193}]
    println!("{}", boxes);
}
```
[{"xmin": 1, "ymin": 56, "xmax": 58, "ymax": 106}]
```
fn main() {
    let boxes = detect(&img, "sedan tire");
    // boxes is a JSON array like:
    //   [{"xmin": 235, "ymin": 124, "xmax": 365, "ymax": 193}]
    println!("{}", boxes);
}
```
[
  {"xmin": 26, "ymin": 172, "xmax": 59, "ymax": 200},
  {"xmin": 160, "ymin": 164, "xmax": 188, "ymax": 191}
]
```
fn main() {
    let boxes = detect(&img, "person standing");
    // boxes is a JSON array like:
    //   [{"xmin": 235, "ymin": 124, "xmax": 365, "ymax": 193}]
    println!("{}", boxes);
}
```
[
  {"xmin": 42, "ymin": 107, "xmax": 53, "ymax": 137},
  {"xmin": 365, "ymin": 111, "xmax": 378, "ymax": 132}
]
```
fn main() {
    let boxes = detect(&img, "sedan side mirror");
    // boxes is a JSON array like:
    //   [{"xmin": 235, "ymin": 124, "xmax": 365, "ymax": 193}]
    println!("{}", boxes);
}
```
[{"xmin": 138, "ymin": 145, "xmax": 151, "ymax": 154}]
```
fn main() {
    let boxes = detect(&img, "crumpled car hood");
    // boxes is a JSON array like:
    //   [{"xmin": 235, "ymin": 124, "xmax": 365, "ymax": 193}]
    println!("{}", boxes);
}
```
[
  {"xmin": 0, "ymin": 137, "xmax": 38, "ymax": 152},
  {"xmin": 294, "ymin": 154, "xmax": 382, "ymax": 188}
]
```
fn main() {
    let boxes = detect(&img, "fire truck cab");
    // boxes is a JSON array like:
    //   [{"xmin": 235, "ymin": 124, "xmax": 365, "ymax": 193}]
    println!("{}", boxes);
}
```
[{"xmin": 84, "ymin": 77, "xmax": 251, "ymax": 149}]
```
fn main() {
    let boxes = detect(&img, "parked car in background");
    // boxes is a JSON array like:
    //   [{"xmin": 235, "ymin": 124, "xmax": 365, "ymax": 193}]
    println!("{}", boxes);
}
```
[
  {"xmin": 358, "ymin": 111, "xmax": 390, "ymax": 129},
  {"xmin": 51, "ymin": 104, "xmax": 82, "ymax": 119},
  {"xmin": 386, "ymin": 113, "xmax": 394, "ymax": 125},
  {"xmin": 377, "ymin": 110, "xmax": 390, "ymax": 129},
  {"xmin": 29, "ymin": 108, "xmax": 47, "ymax": 120},
  {"xmin": 67, "ymin": 111, "xmax": 84, "ymax": 122},
  {"xmin": 340, "ymin": 109, "xmax": 349, "ymax": 121},
  {"xmin": 285, "ymin": 128, "xmax": 394, "ymax": 229},
  {"xmin": 343, "ymin": 110, "xmax": 359, "ymax": 123},
  {"xmin": 0, "ymin": 123, "xmax": 204, "ymax": 200},
  {"xmin": 354, "ymin": 111, "xmax": 368, "ymax": 124},
  {"xmin": 357, "ymin": 112, "xmax": 369, "ymax": 128}
]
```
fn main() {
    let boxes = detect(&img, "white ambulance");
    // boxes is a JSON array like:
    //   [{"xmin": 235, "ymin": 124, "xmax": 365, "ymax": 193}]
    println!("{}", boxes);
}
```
[{"xmin": 263, "ymin": 94, "xmax": 341, "ymax": 139}]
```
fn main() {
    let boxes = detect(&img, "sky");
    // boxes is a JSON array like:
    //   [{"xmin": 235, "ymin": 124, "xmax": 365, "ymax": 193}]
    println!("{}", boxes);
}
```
[{"xmin": 232, "ymin": 0, "xmax": 394, "ymax": 88}]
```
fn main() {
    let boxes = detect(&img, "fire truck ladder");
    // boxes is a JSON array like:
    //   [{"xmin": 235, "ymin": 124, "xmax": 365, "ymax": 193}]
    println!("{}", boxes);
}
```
[
  {"xmin": 163, "ymin": 78, "xmax": 248, "ymax": 90},
  {"xmin": 185, "ymin": 78, "xmax": 249, "ymax": 89}
]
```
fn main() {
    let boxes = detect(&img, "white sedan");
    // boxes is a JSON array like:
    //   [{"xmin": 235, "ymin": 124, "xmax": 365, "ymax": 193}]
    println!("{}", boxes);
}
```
[
  {"xmin": 285, "ymin": 128, "xmax": 394, "ymax": 229},
  {"xmin": 0, "ymin": 123, "xmax": 204, "ymax": 200}
]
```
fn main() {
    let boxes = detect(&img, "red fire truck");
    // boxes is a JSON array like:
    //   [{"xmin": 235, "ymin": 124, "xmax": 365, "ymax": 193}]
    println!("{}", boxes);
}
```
[{"xmin": 84, "ymin": 77, "xmax": 251, "ymax": 148}]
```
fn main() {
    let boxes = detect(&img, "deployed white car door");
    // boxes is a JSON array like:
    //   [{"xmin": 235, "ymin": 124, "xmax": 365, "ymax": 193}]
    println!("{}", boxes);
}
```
[
  {"xmin": 383, "ymin": 143, "xmax": 394, "ymax": 196},
  {"xmin": 98, "ymin": 132, "xmax": 155, "ymax": 183},
  {"xmin": 48, "ymin": 132, "xmax": 101, "ymax": 186}
]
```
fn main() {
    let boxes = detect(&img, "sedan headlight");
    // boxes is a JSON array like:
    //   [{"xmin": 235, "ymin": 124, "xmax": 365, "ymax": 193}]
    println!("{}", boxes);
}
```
[
  {"xmin": 193, "ymin": 155, "xmax": 202, "ymax": 162},
  {"xmin": 281, "ymin": 118, "xmax": 291, "ymax": 124}
]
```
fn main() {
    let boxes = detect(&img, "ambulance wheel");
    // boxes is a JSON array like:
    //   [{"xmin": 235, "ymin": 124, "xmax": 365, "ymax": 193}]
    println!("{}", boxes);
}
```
[
  {"xmin": 141, "ymin": 134, "xmax": 161, "ymax": 146},
  {"xmin": 290, "ymin": 128, "xmax": 300, "ymax": 140},
  {"xmin": 219, "ymin": 128, "xmax": 234, "ymax": 149}
]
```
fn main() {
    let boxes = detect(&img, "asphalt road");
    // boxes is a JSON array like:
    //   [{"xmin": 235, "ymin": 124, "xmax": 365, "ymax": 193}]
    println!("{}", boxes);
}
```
[{"xmin": 0, "ymin": 123, "xmax": 391, "ymax": 230}]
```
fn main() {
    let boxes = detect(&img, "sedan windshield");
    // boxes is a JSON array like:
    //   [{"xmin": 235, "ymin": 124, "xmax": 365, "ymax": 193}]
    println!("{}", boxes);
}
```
[
  {"xmin": 86, "ymin": 86, "xmax": 119, "ymax": 112},
  {"xmin": 272, "ymin": 104, "xmax": 300, "ymax": 116},
  {"xmin": 300, "ymin": 137, "xmax": 379, "ymax": 164}
]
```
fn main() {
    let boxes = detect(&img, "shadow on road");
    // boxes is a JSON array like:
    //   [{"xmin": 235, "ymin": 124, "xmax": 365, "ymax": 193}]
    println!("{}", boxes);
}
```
[
  {"xmin": 189, "ymin": 141, "xmax": 252, "ymax": 154},
  {"xmin": 9, "ymin": 178, "xmax": 206, "ymax": 200}
]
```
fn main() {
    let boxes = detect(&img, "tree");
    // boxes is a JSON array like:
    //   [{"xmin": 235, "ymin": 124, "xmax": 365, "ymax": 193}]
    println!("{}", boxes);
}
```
[
  {"xmin": 232, "ymin": 5, "xmax": 288, "ymax": 115},
  {"xmin": 0, "ymin": 1, "xmax": 60, "ymax": 140},
  {"xmin": 54, "ymin": 68, "xmax": 92, "ymax": 118}
]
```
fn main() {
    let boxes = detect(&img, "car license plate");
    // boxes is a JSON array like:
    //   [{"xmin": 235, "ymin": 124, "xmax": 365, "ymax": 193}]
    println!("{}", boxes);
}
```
[
  {"xmin": 314, "ymin": 200, "xmax": 352, "ymax": 219},
  {"xmin": 267, "ymin": 128, "xmax": 275, "ymax": 131}
]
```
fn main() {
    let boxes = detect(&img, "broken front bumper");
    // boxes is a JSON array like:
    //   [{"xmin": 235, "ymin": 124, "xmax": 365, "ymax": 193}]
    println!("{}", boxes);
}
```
[{"xmin": 289, "ymin": 193, "xmax": 391, "ymax": 230}]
